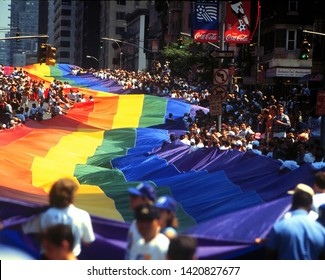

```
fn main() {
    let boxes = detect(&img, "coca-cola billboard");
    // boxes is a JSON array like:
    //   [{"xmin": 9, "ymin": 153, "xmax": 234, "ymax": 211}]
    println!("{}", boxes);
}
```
[
  {"xmin": 225, "ymin": 1, "xmax": 251, "ymax": 44},
  {"xmin": 192, "ymin": 2, "xmax": 219, "ymax": 43},
  {"xmin": 194, "ymin": 30, "xmax": 218, "ymax": 43},
  {"xmin": 225, "ymin": 32, "xmax": 250, "ymax": 43}
]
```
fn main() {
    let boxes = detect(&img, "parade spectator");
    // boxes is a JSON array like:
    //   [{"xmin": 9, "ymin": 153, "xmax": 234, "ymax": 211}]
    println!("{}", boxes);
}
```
[
  {"xmin": 129, "ymin": 203, "xmax": 170, "ymax": 260},
  {"xmin": 266, "ymin": 184, "xmax": 325, "ymax": 260},
  {"xmin": 313, "ymin": 171, "xmax": 325, "ymax": 215},
  {"xmin": 36, "ymin": 102, "xmax": 47, "ymax": 121},
  {"xmin": 155, "ymin": 195, "xmax": 178, "ymax": 239},
  {"xmin": 40, "ymin": 224, "xmax": 77, "ymax": 260},
  {"xmin": 271, "ymin": 104, "xmax": 291, "ymax": 138},
  {"xmin": 308, "ymin": 111, "xmax": 321, "ymax": 144},
  {"xmin": 167, "ymin": 235, "xmax": 197, "ymax": 260},
  {"xmin": 125, "ymin": 181, "xmax": 156, "ymax": 260},
  {"xmin": 21, "ymin": 177, "xmax": 96, "ymax": 258}
]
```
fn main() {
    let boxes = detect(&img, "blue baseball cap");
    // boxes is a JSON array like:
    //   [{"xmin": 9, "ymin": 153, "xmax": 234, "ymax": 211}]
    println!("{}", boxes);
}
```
[
  {"xmin": 155, "ymin": 195, "xmax": 177, "ymax": 213},
  {"xmin": 128, "ymin": 181, "xmax": 156, "ymax": 201}
]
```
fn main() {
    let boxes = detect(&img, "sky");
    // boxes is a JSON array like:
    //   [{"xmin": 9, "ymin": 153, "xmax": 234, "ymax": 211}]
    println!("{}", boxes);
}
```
[{"xmin": 0, "ymin": 0, "xmax": 10, "ymax": 38}]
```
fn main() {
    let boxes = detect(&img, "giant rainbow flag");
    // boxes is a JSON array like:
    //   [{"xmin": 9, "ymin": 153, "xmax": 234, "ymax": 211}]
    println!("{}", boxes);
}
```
[{"xmin": 0, "ymin": 64, "xmax": 321, "ymax": 260}]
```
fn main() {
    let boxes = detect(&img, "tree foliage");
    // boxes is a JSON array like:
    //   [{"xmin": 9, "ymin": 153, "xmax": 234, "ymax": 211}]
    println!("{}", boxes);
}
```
[{"xmin": 160, "ymin": 37, "xmax": 218, "ymax": 83}]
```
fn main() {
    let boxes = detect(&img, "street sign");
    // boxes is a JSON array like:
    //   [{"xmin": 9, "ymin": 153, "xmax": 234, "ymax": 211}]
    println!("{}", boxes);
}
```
[
  {"xmin": 213, "ymin": 68, "xmax": 229, "ymax": 85},
  {"xmin": 211, "ymin": 50, "xmax": 234, "ymax": 58},
  {"xmin": 212, "ymin": 85, "xmax": 228, "ymax": 101},
  {"xmin": 208, "ymin": 95, "xmax": 223, "ymax": 116}
]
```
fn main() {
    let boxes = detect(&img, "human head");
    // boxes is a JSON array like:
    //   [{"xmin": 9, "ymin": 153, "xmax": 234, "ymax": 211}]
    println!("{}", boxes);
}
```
[
  {"xmin": 41, "ymin": 224, "xmax": 75, "ymax": 260},
  {"xmin": 128, "ymin": 181, "xmax": 156, "ymax": 210},
  {"xmin": 314, "ymin": 171, "xmax": 325, "ymax": 193},
  {"xmin": 134, "ymin": 203, "xmax": 160, "ymax": 242},
  {"xmin": 288, "ymin": 184, "xmax": 314, "ymax": 211},
  {"xmin": 277, "ymin": 105, "xmax": 284, "ymax": 114},
  {"xmin": 49, "ymin": 178, "xmax": 78, "ymax": 208},
  {"xmin": 155, "ymin": 195, "xmax": 178, "ymax": 232},
  {"xmin": 155, "ymin": 195, "xmax": 177, "ymax": 213},
  {"xmin": 252, "ymin": 140, "xmax": 259, "ymax": 149},
  {"xmin": 167, "ymin": 235, "xmax": 197, "ymax": 260}
]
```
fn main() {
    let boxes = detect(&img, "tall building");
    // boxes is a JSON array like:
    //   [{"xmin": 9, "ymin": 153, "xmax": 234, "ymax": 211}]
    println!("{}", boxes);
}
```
[
  {"xmin": 99, "ymin": 0, "xmax": 145, "ymax": 69},
  {"xmin": 124, "ymin": 2, "xmax": 154, "ymax": 72},
  {"xmin": 48, "ymin": 0, "xmax": 77, "ymax": 65},
  {"xmin": 0, "ymin": 41, "xmax": 9, "ymax": 66},
  {"xmin": 8, "ymin": 0, "xmax": 40, "ymax": 66},
  {"xmin": 75, "ymin": 1, "xmax": 101, "ymax": 69},
  {"xmin": 256, "ymin": 0, "xmax": 313, "ymax": 93}
]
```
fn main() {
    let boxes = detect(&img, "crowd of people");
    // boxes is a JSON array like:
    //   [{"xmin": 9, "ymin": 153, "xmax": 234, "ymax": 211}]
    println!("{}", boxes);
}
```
[
  {"xmin": 71, "ymin": 63, "xmax": 325, "ymax": 171},
  {"xmin": 0, "ymin": 65, "xmax": 93, "ymax": 129},
  {"xmin": 1, "ymin": 174, "xmax": 324, "ymax": 260},
  {"xmin": 1, "ymin": 63, "xmax": 325, "ymax": 259}
]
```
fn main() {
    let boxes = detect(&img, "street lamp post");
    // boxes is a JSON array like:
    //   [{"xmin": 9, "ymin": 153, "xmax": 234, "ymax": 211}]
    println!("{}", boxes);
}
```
[
  {"xmin": 113, "ymin": 40, "xmax": 123, "ymax": 69},
  {"xmin": 86, "ymin": 55, "xmax": 99, "ymax": 69},
  {"xmin": 102, "ymin": 37, "xmax": 158, "ymax": 72},
  {"xmin": 101, "ymin": 38, "xmax": 122, "ymax": 69}
]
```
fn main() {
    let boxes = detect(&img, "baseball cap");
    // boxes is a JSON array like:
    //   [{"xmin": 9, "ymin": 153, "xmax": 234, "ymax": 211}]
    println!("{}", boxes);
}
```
[
  {"xmin": 252, "ymin": 140, "xmax": 259, "ymax": 147},
  {"xmin": 128, "ymin": 181, "xmax": 156, "ymax": 201},
  {"xmin": 134, "ymin": 203, "xmax": 160, "ymax": 221},
  {"xmin": 287, "ymin": 183, "xmax": 314, "ymax": 196},
  {"xmin": 155, "ymin": 195, "xmax": 177, "ymax": 213}
]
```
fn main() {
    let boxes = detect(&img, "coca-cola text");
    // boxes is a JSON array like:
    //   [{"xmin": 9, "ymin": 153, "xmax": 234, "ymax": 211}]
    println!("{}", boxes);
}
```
[
  {"xmin": 194, "ymin": 30, "xmax": 218, "ymax": 42},
  {"xmin": 225, "ymin": 33, "xmax": 250, "ymax": 43}
]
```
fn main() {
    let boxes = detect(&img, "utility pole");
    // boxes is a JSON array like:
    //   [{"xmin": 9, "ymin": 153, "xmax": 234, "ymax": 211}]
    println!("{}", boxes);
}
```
[
  {"xmin": 0, "ymin": 34, "xmax": 49, "ymax": 41},
  {"xmin": 217, "ymin": 1, "xmax": 226, "ymax": 132}
]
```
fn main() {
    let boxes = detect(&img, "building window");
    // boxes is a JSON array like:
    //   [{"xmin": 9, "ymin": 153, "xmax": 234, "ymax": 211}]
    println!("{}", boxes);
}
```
[
  {"xmin": 116, "ymin": 0, "xmax": 126, "ymax": 5},
  {"xmin": 61, "ymin": 30, "xmax": 71, "ymax": 37},
  {"xmin": 288, "ymin": 1, "xmax": 298, "ymax": 12},
  {"xmin": 116, "ymin": 12, "xmax": 125, "ymax": 20},
  {"xmin": 61, "ymin": 9, "xmax": 71, "ymax": 16},
  {"xmin": 60, "ymin": 51, "xmax": 70, "ymax": 58},
  {"xmin": 287, "ymin": 30, "xmax": 296, "ymax": 51},
  {"xmin": 60, "ymin": 41, "xmax": 70, "ymax": 48},
  {"xmin": 116, "ymin": 26, "xmax": 125, "ymax": 35},
  {"xmin": 61, "ymin": 20, "xmax": 71, "ymax": 27}
]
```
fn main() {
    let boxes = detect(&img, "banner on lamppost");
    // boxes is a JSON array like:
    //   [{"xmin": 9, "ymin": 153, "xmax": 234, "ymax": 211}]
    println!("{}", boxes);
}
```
[
  {"xmin": 192, "ymin": 1, "xmax": 219, "ymax": 43},
  {"xmin": 225, "ymin": 0, "xmax": 251, "ymax": 44},
  {"xmin": 151, "ymin": 39, "xmax": 158, "ymax": 53}
]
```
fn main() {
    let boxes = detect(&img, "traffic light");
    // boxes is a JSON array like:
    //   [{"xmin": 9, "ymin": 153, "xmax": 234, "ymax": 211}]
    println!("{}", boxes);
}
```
[
  {"xmin": 177, "ymin": 37, "xmax": 183, "ymax": 49},
  {"xmin": 16, "ymin": 32, "xmax": 20, "ymax": 42},
  {"xmin": 38, "ymin": 43, "xmax": 47, "ymax": 64},
  {"xmin": 100, "ymin": 40, "xmax": 103, "ymax": 49},
  {"xmin": 299, "ymin": 37, "xmax": 311, "ymax": 60},
  {"xmin": 46, "ymin": 44, "xmax": 56, "ymax": 66}
]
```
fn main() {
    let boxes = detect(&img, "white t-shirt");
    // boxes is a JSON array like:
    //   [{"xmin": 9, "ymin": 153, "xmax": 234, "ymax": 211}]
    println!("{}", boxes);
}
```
[
  {"xmin": 313, "ymin": 193, "xmax": 325, "ymax": 214},
  {"xmin": 130, "ymin": 233, "xmax": 170, "ymax": 260},
  {"xmin": 22, "ymin": 204, "xmax": 95, "ymax": 256},
  {"xmin": 125, "ymin": 220, "xmax": 141, "ymax": 260}
]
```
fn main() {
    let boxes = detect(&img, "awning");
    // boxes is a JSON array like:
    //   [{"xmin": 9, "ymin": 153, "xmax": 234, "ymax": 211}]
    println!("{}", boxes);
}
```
[{"xmin": 299, "ymin": 72, "xmax": 324, "ymax": 83}]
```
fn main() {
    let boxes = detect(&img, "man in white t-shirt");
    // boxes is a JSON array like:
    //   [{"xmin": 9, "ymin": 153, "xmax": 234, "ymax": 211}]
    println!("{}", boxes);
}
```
[
  {"xmin": 313, "ymin": 171, "xmax": 325, "ymax": 215},
  {"xmin": 129, "ymin": 203, "xmax": 169, "ymax": 260},
  {"xmin": 125, "ymin": 181, "xmax": 156, "ymax": 260}
]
